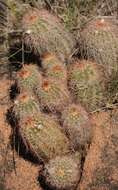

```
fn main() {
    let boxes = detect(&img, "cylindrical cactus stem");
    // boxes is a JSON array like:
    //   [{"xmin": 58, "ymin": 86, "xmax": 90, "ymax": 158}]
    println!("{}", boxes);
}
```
[
  {"xmin": 18, "ymin": 113, "xmax": 71, "ymax": 162},
  {"xmin": 40, "ymin": 153, "xmax": 81, "ymax": 190},
  {"xmin": 22, "ymin": 8, "xmax": 75, "ymax": 61},
  {"xmin": 35, "ymin": 78, "xmax": 71, "ymax": 113},
  {"xmin": 16, "ymin": 64, "xmax": 42, "ymax": 92},
  {"xmin": 0, "ymin": 0, "xmax": 7, "ymax": 35},
  {"xmin": 80, "ymin": 17, "xmax": 118, "ymax": 76},
  {"xmin": 12, "ymin": 91, "xmax": 40, "ymax": 121},
  {"xmin": 0, "ymin": 0, "xmax": 9, "ymax": 77},
  {"xmin": 61, "ymin": 104, "xmax": 92, "ymax": 150},
  {"xmin": 41, "ymin": 53, "xmax": 67, "ymax": 83},
  {"xmin": 68, "ymin": 60, "xmax": 107, "ymax": 112}
]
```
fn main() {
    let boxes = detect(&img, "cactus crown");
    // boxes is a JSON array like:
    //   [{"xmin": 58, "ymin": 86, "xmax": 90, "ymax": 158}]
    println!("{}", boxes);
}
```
[
  {"xmin": 13, "ymin": 92, "xmax": 40, "ymax": 119},
  {"xmin": 41, "ymin": 53, "xmax": 67, "ymax": 81},
  {"xmin": 41, "ymin": 53, "xmax": 63, "ymax": 68},
  {"xmin": 62, "ymin": 104, "xmax": 89, "ymax": 126},
  {"xmin": 42, "ymin": 154, "xmax": 80, "ymax": 190},
  {"xmin": 69, "ymin": 61, "xmax": 102, "ymax": 84},
  {"xmin": 17, "ymin": 64, "xmax": 42, "ymax": 91},
  {"xmin": 35, "ymin": 79, "xmax": 70, "ymax": 112}
]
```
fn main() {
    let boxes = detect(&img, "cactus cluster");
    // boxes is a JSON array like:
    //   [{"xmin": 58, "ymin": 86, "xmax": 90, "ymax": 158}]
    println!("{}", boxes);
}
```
[
  {"xmin": 80, "ymin": 17, "xmax": 118, "ymax": 76},
  {"xmin": 12, "ymin": 62, "xmax": 71, "ymax": 163},
  {"xmin": 1, "ymin": 1, "xmax": 117, "ymax": 190},
  {"xmin": 9, "ymin": 54, "xmax": 96, "ymax": 189}
]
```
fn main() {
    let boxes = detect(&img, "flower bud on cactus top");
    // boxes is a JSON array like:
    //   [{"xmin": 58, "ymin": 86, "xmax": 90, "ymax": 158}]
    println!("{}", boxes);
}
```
[
  {"xmin": 41, "ymin": 53, "xmax": 62, "ymax": 70},
  {"xmin": 68, "ymin": 60, "xmax": 107, "ymax": 112},
  {"xmin": 22, "ymin": 8, "xmax": 74, "ymax": 60},
  {"xmin": 61, "ymin": 104, "xmax": 92, "ymax": 149},
  {"xmin": 19, "ymin": 113, "xmax": 70, "ymax": 162},
  {"xmin": 41, "ymin": 53, "xmax": 67, "ymax": 82},
  {"xmin": 35, "ymin": 79, "xmax": 70, "ymax": 113},
  {"xmin": 80, "ymin": 17, "xmax": 118, "ymax": 76},
  {"xmin": 16, "ymin": 64, "xmax": 42, "ymax": 91},
  {"xmin": 40, "ymin": 154, "xmax": 81, "ymax": 190},
  {"xmin": 13, "ymin": 91, "xmax": 40, "ymax": 120}
]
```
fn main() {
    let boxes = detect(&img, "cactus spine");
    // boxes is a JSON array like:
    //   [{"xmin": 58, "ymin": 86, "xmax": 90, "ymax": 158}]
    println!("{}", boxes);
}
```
[
  {"xmin": 35, "ymin": 78, "xmax": 70, "ymax": 113},
  {"xmin": 16, "ymin": 64, "xmax": 42, "ymax": 91},
  {"xmin": 22, "ymin": 8, "xmax": 75, "ymax": 60},
  {"xmin": 41, "ymin": 53, "xmax": 67, "ymax": 83},
  {"xmin": 12, "ymin": 91, "xmax": 40, "ymax": 120},
  {"xmin": 19, "ymin": 113, "xmax": 71, "ymax": 162}
]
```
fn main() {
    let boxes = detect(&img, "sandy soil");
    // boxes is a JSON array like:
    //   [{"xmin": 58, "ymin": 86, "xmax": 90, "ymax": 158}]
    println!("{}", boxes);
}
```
[{"xmin": 78, "ymin": 110, "xmax": 118, "ymax": 190}]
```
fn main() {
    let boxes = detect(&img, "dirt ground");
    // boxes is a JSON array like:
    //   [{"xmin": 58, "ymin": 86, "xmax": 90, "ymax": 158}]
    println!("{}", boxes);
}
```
[{"xmin": 79, "ymin": 110, "xmax": 118, "ymax": 190}]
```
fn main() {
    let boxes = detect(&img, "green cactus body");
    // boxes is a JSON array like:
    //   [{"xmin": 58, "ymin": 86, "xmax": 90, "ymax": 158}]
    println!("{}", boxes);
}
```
[
  {"xmin": 80, "ymin": 17, "xmax": 118, "ymax": 76},
  {"xmin": 40, "ymin": 154, "xmax": 81, "ymax": 190},
  {"xmin": 107, "ymin": 72, "xmax": 118, "ymax": 104},
  {"xmin": 16, "ymin": 64, "xmax": 42, "ymax": 91},
  {"xmin": 7, "ymin": 0, "xmax": 30, "ymax": 29},
  {"xmin": 61, "ymin": 104, "xmax": 92, "ymax": 149},
  {"xmin": 13, "ymin": 92, "xmax": 40, "ymax": 120},
  {"xmin": 68, "ymin": 60, "xmax": 106, "ymax": 112},
  {"xmin": 19, "ymin": 113, "xmax": 70, "ymax": 162},
  {"xmin": 0, "ymin": 0, "xmax": 9, "ymax": 77},
  {"xmin": 41, "ymin": 53, "xmax": 67, "ymax": 82},
  {"xmin": 0, "ymin": 0, "xmax": 7, "ymax": 35},
  {"xmin": 22, "ymin": 8, "xmax": 74, "ymax": 60},
  {"xmin": 41, "ymin": 53, "xmax": 62, "ymax": 70},
  {"xmin": 35, "ymin": 79, "xmax": 70, "ymax": 113}
]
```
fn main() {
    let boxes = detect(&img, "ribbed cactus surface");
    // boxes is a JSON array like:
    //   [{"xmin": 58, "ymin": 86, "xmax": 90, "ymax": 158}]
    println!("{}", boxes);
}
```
[
  {"xmin": 61, "ymin": 104, "xmax": 92, "ymax": 149},
  {"xmin": 16, "ymin": 64, "xmax": 42, "ymax": 91},
  {"xmin": 22, "ymin": 8, "xmax": 75, "ymax": 60},
  {"xmin": 0, "ymin": 0, "xmax": 9, "ymax": 77},
  {"xmin": 68, "ymin": 60, "xmax": 107, "ymax": 112},
  {"xmin": 35, "ymin": 78, "xmax": 70, "ymax": 113},
  {"xmin": 41, "ymin": 53, "xmax": 67, "ymax": 82},
  {"xmin": 12, "ymin": 92, "xmax": 40, "ymax": 120}
]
